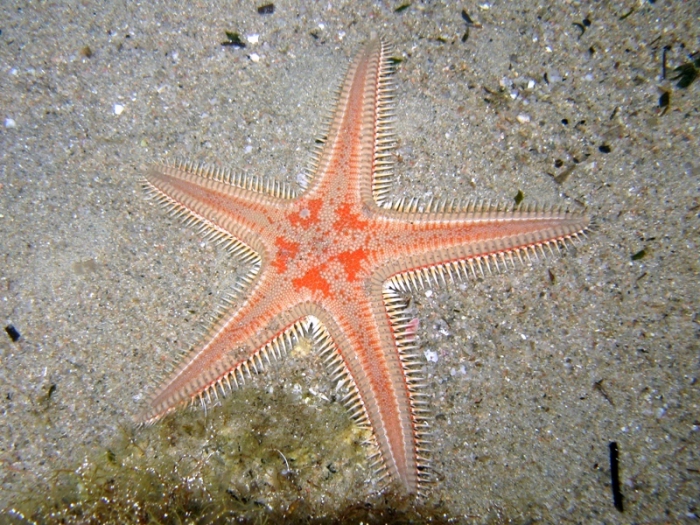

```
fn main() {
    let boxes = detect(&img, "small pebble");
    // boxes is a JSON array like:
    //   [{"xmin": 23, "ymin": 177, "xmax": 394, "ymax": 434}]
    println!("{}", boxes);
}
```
[{"xmin": 424, "ymin": 349, "xmax": 439, "ymax": 363}]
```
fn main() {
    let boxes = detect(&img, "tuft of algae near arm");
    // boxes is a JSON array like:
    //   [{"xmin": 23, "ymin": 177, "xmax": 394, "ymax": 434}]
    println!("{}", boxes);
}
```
[
  {"xmin": 5, "ymin": 386, "xmax": 359, "ymax": 523},
  {"xmin": 2, "ymin": 380, "xmax": 458, "ymax": 524}
]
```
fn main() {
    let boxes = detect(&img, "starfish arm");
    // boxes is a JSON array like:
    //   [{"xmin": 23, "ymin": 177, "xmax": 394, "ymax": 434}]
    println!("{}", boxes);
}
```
[
  {"xmin": 300, "ymin": 295, "xmax": 423, "ymax": 493},
  {"xmin": 371, "ymin": 204, "xmax": 590, "ymax": 284},
  {"xmin": 137, "ymin": 276, "xmax": 309, "ymax": 424},
  {"xmin": 304, "ymin": 38, "xmax": 397, "ymax": 208},
  {"xmin": 144, "ymin": 161, "xmax": 295, "ymax": 260}
]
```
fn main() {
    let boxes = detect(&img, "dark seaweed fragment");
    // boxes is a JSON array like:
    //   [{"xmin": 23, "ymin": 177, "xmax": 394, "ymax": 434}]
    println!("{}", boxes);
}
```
[
  {"xmin": 395, "ymin": 3, "xmax": 410, "ymax": 13},
  {"xmin": 460, "ymin": 9, "xmax": 481, "ymax": 42},
  {"xmin": 221, "ymin": 31, "xmax": 246, "ymax": 48},
  {"xmin": 257, "ymin": 3, "xmax": 274, "ymax": 15},
  {"xmin": 514, "ymin": 189, "xmax": 524, "ymax": 205},
  {"xmin": 553, "ymin": 164, "xmax": 576, "ymax": 185},
  {"xmin": 39, "ymin": 383, "xmax": 57, "ymax": 404},
  {"xmin": 619, "ymin": 7, "xmax": 635, "ymax": 20},
  {"xmin": 461, "ymin": 9, "xmax": 475, "ymax": 25},
  {"xmin": 594, "ymin": 379, "xmax": 614, "ymax": 406},
  {"xmin": 5, "ymin": 324, "xmax": 20, "ymax": 342},
  {"xmin": 669, "ymin": 55, "xmax": 700, "ymax": 88},
  {"xmin": 631, "ymin": 249, "xmax": 646, "ymax": 261},
  {"xmin": 659, "ymin": 90, "xmax": 670, "ymax": 114}
]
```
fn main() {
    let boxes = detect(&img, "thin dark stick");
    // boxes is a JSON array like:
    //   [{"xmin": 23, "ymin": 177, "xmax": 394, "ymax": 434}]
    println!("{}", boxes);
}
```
[
  {"xmin": 609, "ymin": 442, "xmax": 624, "ymax": 512},
  {"xmin": 662, "ymin": 45, "xmax": 671, "ymax": 79}
]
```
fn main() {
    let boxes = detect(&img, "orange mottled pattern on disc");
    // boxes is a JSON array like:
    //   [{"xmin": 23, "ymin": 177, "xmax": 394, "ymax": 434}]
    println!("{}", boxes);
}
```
[{"xmin": 138, "ymin": 38, "xmax": 590, "ymax": 495}]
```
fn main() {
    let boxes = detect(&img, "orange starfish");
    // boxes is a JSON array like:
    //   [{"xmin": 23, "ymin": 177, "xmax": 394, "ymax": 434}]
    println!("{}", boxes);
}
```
[{"xmin": 138, "ymin": 38, "xmax": 590, "ymax": 494}]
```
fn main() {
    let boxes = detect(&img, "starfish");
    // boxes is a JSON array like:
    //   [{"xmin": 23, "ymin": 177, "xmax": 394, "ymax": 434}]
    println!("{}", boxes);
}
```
[{"xmin": 138, "ymin": 38, "xmax": 590, "ymax": 495}]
